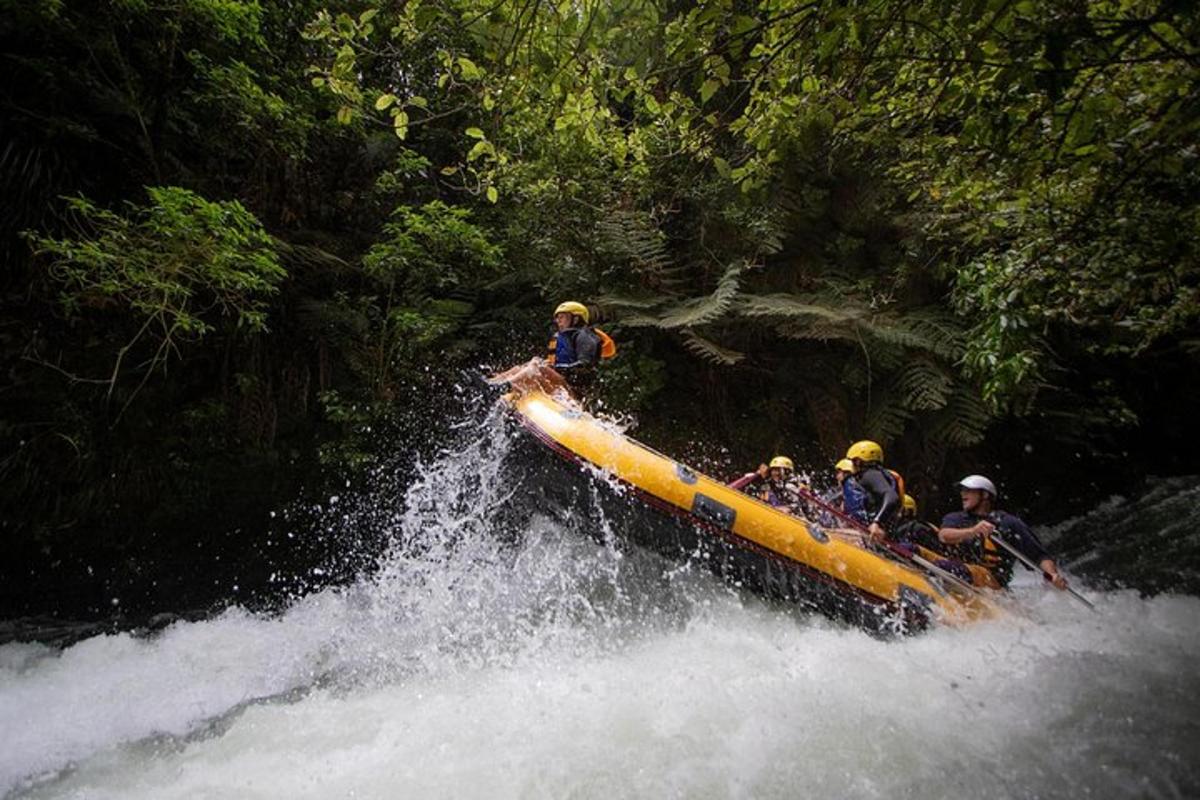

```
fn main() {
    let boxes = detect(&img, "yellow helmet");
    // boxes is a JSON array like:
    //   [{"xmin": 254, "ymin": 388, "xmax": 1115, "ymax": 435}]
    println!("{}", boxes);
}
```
[
  {"xmin": 902, "ymin": 494, "xmax": 917, "ymax": 513},
  {"xmin": 769, "ymin": 455, "xmax": 794, "ymax": 471},
  {"xmin": 834, "ymin": 458, "xmax": 855, "ymax": 473},
  {"xmin": 553, "ymin": 301, "xmax": 589, "ymax": 323},
  {"xmin": 845, "ymin": 440, "xmax": 883, "ymax": 463}
]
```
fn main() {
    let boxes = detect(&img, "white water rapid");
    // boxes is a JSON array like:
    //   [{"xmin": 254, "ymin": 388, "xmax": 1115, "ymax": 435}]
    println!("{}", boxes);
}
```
[{"xmin": 3, "ymin": 408, "xmax": 1199, "ymax": 799}]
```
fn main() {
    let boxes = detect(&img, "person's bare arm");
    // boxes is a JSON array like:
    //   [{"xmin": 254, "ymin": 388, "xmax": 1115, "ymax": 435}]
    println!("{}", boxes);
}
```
[{"xmin": 938, "ymin": 519, "xmax": 994, "ymax": 544}]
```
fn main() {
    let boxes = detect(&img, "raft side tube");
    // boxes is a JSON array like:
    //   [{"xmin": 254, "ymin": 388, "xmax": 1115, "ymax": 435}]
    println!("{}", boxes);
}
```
[{"xmin": 505, "ymin": 390, "xmax": 998, "ymax": 629}]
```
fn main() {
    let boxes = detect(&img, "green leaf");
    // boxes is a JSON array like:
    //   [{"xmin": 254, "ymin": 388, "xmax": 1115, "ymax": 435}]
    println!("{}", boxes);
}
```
[
  {"xmin": 700, "ymin": 79, "xmax": 720, "ymax": 104},
  {"xmin": 465, "ymin": 127, "xmax": 485, "ymax": 139},
  {"xmin": 467, "ymin": 140, "xmax": 493, "ymax": 161},
  {"xmin": 457, "ymin": 56, "xmax": 481, "ymax": 80},
  {"xmin": 486, "ymin": 186, "xmax": 498, "ymax": 204},
  {"xmin": 375, "ymin": 93, "xmax": 397, "ymax": 111},
  {"xmin": 336, "ymin": 106, "xmax": 353, "ymax": 125}
]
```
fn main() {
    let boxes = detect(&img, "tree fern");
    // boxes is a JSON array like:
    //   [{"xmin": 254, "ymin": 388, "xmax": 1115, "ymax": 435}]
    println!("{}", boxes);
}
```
[
  {"xmin": 775, "ymin": 319, "xmax": 861, "ymax": 344},
  {"xmin": 603, "ymin": 261, "xmax": 744, "ymax": 329},
  {"xmin": 594, "ymin": 293, "xmax": 661, "ymax": 310},
  {"xmin": 864, "ymin": 398, "xmax": 913, "ymax": 444},
  {"xmin": 655, "ymin": 262, "xmax": 743, "ymax": 328},
  {"xmin": 275, "ymin": 241, "xmax": 350, "ymax": 274},
  {"xmin": 860, "ymin": 311, "xmax": 963, "ymax": 362},
  {"xmin": 929, "ymin": 388, "xmax": 992, "ymax": 447},
  {"xmin": 594, "ymin": 207, "xmax": 692, "ymax": 294},
  {"xmin": 895, "ymin": 360, "xmax": 953, "ymax": 411},
  {"xmin": 681, "ymin": 330, "xmax": 744, "ymax": 365},
  {"xmin": 737, "ymin": 292, "xmax": 868, "ymax": 324}
]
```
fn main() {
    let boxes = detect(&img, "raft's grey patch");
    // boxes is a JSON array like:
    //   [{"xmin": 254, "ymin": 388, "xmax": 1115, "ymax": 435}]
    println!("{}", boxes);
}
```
[
  {"xmin": 807, "ymin": 524, "xmax": 830, "ymax": 544},
  {"xmin": 558, "ymin": 408, "xmax": 582, "ymax": 419},
  {"xmin": 692, "ymin": 493, "xmax": 736, "ymax": 528},
  {"xmin": 675, "ymin": 464, "xmax": 698, "ymax": 484}
]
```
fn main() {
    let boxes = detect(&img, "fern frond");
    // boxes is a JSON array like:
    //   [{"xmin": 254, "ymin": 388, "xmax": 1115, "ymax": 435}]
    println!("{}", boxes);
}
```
[
  {"xmin": 864, "ymin": 401, "xmax": 912, "ymax": 444},
  {"xmin": 737, "ymin": 293, "xmax": 867, "ymax": 324},
  {"xmin": 896, "ymin": 361, "xmax": 953, "ymax": 411},
  {"xmin": 616, "ymin": 312, "xmax": 671, "ymax": 328},
  {"xmin": 930, "ymin": 389, "xmax": 992, "ymax": 447},
  {"xmin": 902, "ymin": 312, "xmax": 964, "ymax": 359},
  {"xmin": 595, "ymin": 208, "xmax": 667, "ymax": 264},
  {"xmin": 594, "ymin": 208, "xmax": 692, "ymax": 292},
  {"xmin": 776, "ymin": 320, "xmax": 860, "ymax": 343},
  {"xmin": 596, "ymin": 293, "xmax": 662, "ymax": 310},
  {"xmin": 681, "ymin": 330, "xmax": 744, "ymax": 365},
  {"xmin": 656, "ymin": 262, "xmax": 743, "ymax": 328},
  {"xmin": 275, "ymin": 241, "xmax": 350, "ymax": 273},
  {"xmin": 861, "ymin": 311, "xmax": 963, "ymax": 360}
]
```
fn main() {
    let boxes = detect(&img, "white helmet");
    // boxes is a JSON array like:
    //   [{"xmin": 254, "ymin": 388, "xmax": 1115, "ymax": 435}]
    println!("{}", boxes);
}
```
[{"xmin": 957, "ymin": 474, "xmax": 997, "ymax": 497}]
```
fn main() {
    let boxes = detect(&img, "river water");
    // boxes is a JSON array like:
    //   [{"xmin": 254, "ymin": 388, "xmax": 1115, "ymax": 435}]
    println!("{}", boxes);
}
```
[{"xmin": 3, "ymin": 407, "xmax": 1199, "ymax": 799}]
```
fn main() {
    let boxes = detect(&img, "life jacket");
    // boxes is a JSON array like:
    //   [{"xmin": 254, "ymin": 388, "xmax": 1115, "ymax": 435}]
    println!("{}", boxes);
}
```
[
  {"xmin": 888, "ymin": 469, "xmax": 905, "ymax": 501},
  {"xmin": 546, "ymin": 326, "xmax": 617, "ymax": 365},
  {"xmin": 761, "ymin": 477, "xmax": 815, "ymax": 520},
  {"xmin": 842, "ymin": 475, "xmax": 869, "ymax": 522},
  {"xmin": 908, "ymin": 534, "xmax": 1003, "ymax": 590},
  {"xmin": 761, "ymin": 478, "xmax": 801, "ymax": 510},
  {"xmin": 949, "ymin": 516, "xmax": 1012, "ymax": 586},
  {"xmin": 595, "ymin": 327, "xmax": 617, "ymax": 358}
]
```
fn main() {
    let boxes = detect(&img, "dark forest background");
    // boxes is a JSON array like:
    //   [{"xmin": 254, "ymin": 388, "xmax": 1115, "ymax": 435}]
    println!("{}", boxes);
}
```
[{"xmin": 2, "ymin": 0, "xmax": 1197, "ymax": 620}]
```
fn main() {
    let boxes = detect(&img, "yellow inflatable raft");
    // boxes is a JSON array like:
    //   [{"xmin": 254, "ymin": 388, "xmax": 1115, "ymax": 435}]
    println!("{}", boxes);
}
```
[{"xmin": 504, "ymin": 388, "xmax": 1000, "ymax": 633}]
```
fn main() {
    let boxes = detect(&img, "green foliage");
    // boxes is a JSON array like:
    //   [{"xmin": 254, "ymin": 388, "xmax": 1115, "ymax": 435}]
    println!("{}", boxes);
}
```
[
  {"xmin": 33, "ymin": 186, "xmax": 284, "ymax": 341},
  {"xmin": 4, "ymin": 0, "xmax": 1197, "ymax": 564},
  {"xmin": 315, "ymin": 389, "xmax": 378, "ymax": 468},
  {"xmin": 363, "ymin": 201, "xmax": 501, "ymax": 293},
  {"xmin": 593, "ymin": 347, "xmax": 668, "ymax": 414},
  {"xmin": 304, "ymin": 0, "xmax": 1196, "ymax": 416}
]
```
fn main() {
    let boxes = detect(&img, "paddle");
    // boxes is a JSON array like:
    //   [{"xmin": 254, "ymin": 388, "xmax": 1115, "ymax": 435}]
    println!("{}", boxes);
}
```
[{"xmin": 988, "ymin": 533, "xmax": 1096, "ymax": 611}]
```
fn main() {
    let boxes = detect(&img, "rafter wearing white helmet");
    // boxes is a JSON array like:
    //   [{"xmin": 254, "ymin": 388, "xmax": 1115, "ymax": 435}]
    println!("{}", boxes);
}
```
[{"xmin": 957, "ymin": 474, "xmax": 997, "ymax": 497}]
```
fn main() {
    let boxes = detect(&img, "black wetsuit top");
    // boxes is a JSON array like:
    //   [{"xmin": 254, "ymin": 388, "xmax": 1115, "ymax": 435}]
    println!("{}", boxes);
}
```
[{"xmin": 857, "ymin": 465, "xmax": 900, "ymax": 528}]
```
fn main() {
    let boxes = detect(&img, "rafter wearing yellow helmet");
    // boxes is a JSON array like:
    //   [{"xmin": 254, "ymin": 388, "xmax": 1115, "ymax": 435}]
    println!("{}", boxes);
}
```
[
  {"xmin": 553, "ymin": 300, "xmax": 589, "ymax": 324},
  {"xmin": 769, "ymin": 455, "xmax": 794, "ymax": 472},
  {"xmin": 547, "ymin": 300, "xmax": 602, "ymax": 376},
  {"xmin": 729, "ymin": 454, "xmax": 807, "ymax": 517},
  {"xmin": 845, "ymin": 440, "xmax": 883, "ymax": 464},
  {"xmin": 843, "ymin": 439, "xmax": 903, "ymax": 542}
]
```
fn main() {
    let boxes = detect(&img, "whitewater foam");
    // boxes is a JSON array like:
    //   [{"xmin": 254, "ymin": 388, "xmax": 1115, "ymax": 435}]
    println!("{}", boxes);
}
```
[{"xmin": 4, "ymin": 409, "xmax": 1199, "ymax": 798}]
